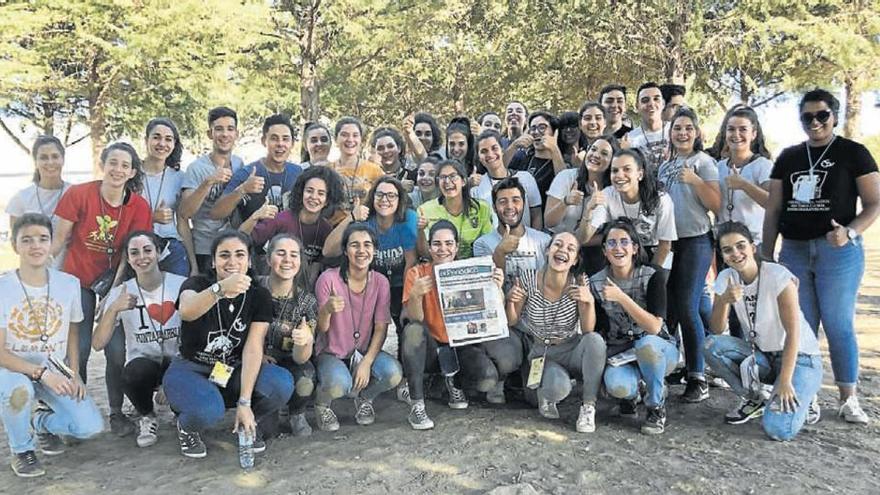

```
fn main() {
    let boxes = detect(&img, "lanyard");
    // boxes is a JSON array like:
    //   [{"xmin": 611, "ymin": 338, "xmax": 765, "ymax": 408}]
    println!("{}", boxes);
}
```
[
  {"xmin": 214, "ymin": 291, "xmax": 247, "ymax": 364},
  {"xmin": 738, "ymin": 265, "xmax": 762, "ymax": 349},
  {"xmin": 143, "ymin": 168, "xmax": 167, "ymax": 214},
  {"xmin": 805, "ymin": 136, "xmax": 836, "ymax": 178},
  {"xmin": 345, "ymin": 274, "xmax": 371, "ymax": 354},
  {"xmin": 725, "ymin": 155, "xmax": 759, "ymax": 215},
  {"xmin": 98, "ymin": 190, "xmax": 125, "ymax": 265},
  {"xmin": 34, "ymin": 184, "xmax": 64, "ymax": 222},
  {"xmin": 15, "ymin": 269, "xmax": 51, "ymax": 345},
  {"xmin": 135, "ymin": 274, "xmax": 167, "ymax": 347},
  {"xmin": 617, "ymin": 193, "xmax": 642, "ymax": 222}
]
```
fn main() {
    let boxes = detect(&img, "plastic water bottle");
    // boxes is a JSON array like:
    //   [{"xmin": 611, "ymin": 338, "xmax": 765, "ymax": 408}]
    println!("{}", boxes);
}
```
[{"xmin": 237, "ymin": 428, "xmax": 254, "ymax": 470}]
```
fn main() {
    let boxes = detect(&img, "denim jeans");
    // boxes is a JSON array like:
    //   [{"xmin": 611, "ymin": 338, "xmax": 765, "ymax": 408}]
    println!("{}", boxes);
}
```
[
  {"xmin": 159, "ymin": 238, "xmax": 191, "ymax": 277},
  {"xmin": 122, "ymin": 357, "xmax": 170, "ymax": 416},
  {"xmin": 780, "ymin": 236, "xmax": 863, "ymax": 386},
  {"xmin": 314, "ymin": 351, "xmax": 402, "ymax": 406},
  {"xmin": 0, "ymin": 368, "xmax": 103, "ymax": 454},
  {"xmin": 668, "ymin": 233, "xmax": 713, "ymax": 378},
  {"xmin": 603, "ymin": 335, "xmax": 679, "ymax": 407},
  {"xmin": 528, "ymin": 332, "xmax": 606, "ymax": 404},
  {"xmin": 274, "ymin": 356, "xmax": 316, "ymax": 415},
  {"xmin": 703, "ymin": 334, "xmax": 824, "ymax": 441},
  {"xmin": 163, "ymin": 358, "xmax": 294, "ymax": 432},
  {"xmin": 400, "ymin": 322, "xmax": 523, "ymax": 401},
  {"xmin": 77, "ymin": 287, "xmax": 126, "ymax": 411}
]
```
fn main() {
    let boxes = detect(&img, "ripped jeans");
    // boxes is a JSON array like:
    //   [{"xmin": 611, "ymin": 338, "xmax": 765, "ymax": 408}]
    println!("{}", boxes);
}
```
[
  {"xmin": 314, "ymin": 351, "xmax": 402, "ymax": 406},
  {"xmin": 603, "ymin": 335, "xmax": 679, "ymax": 407}
]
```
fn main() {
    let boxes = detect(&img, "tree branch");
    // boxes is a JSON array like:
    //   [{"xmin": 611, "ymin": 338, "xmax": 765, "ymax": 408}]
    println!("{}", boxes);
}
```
[
  {"xmin": 750, "ymin": 91, "xmax": 785, "ymax": 108},
  {"xmin": 0, "ymin": 117, "xmax": 30, "ymax": 154}
]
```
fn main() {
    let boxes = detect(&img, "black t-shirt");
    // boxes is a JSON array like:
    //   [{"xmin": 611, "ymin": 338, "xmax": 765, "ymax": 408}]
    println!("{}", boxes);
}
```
[
  {"xmin": 509, "ymin": 149, "xmax": 564, "ymax": 205},
  {"xmin": 175, "ymin": 275, "xmax": 273, "ymax": 367},
  {"xmin": 770, "ymin": 136, "xmax": 877, "ymax": 240}
]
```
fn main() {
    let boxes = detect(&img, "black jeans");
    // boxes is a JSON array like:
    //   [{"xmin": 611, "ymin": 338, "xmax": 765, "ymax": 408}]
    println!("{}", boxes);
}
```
[{"xmin": 122, "ymin": 357, "xmax": 171, "ymax": 416}]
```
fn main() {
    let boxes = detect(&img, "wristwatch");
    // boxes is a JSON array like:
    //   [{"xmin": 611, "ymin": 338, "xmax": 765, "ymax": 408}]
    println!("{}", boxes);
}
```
[
  {"xmin": 211, "ymin": 283, "xmax": 222, "ymax": 299},
  {"xmin": 237, "ymin": 397, "xmax": 252, "ymax": 407},
  {"xmin": 846, "ymin": 227, "xmax": 858, "ymax": 241}
]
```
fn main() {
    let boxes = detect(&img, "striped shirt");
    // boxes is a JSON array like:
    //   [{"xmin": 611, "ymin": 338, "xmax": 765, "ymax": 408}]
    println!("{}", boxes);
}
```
[{"xmin": 520, "ymin": 269, "xmax": 580, "ymax": 341}]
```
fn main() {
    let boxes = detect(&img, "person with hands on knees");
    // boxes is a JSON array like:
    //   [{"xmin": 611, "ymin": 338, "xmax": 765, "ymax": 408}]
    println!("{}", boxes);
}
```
[
  {"xmin": 94, "ymin": 231, "xmax": 185, "ymax": 448},
  {"xmin": 705, "ymin": 222, "xmax": 823, "ymax": 440},
  {"xmin": 591, "ymin": 220, "xmax": 677, "ymax": 435},
  {"xmin": 313, "ymin": 223, "xmax": 402, "ymax": 432},
  {"xmin": 506, "ymin": 232, "xmax": 606, "ymax": 433},
  {"xmin": 163, "ymin": 230, "xmax": 293, "ymax": 460},
  {"xmin": 0, "ymin": 214, "xmax": 103, "ymax": 478}
]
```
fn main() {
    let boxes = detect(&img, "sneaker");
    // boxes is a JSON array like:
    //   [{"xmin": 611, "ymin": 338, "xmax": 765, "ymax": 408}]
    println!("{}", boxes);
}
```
[
  {"xmin": 486, "ymin": 381, "xmax": 506, "ymax": 405},
  {"xmin": 11, "ymin": 451, "xmax": 44, "ymax": 478},
  {"xmin": 289, "ymin": 413, "xmax": 312, "ymax": 437},
  {"xmin": 252, "ymin": 431, "xmax": 266, "ymax": 454},
  {"xmin": 619, "ymin": 398, "xmax": 639, "ymax": 419},
  {"xmin": 682, "ymin": 378, "xmax": 709, "ymax": 403},
  {"xmin": 838, "ymin": 396, "xmax": 869, "ymax": 424},
  {"xmin": 315, "ymin": 405, "xmax": 340, "ymax": 432},
  {"xmin": 724, "ymin": 398, "xmax": 765, "ymax": 425},
  {"xmin": 396, "ymin": 381, "xmax": 412, "ymax": 406},
  {"xmin": 109, "ymin": 412, "xmax": 135, "ymax": 437},
  {"xmin": 576, "ymin": 403, "xmax": 596, "ymax": 433},
  {"xmin": 665, "ymin": 367, "xmax": 687, "ymax": 385},
  {"xmin": 707, "ymin": 375, "xmax": 730, "ymax": 389},
  {"xmin": 136, "ymin": 415, "xmax": 159, "ymax": 448},
  {"xmin": 176, "ymin": 421, "xmax": 207, "ymax": 459},
  {"xmin": 445, "ymin": 377, "xmax": 468, "ymax": 410},
  {"xmin": 154, "ymin": 386, "xmax": 168, "ymax": 406},
  {"xmin": 641, "ymin": 406, "xmax": 667, "ymax": 435},
  {"xmin": 538, "ymin": 394, "xmax": 560, "ymax": 419},
  {"xmin": 806, "ymin": 395, "xmax": 821, "ymax": 425},
  {"xmin": 37, "ymin": 432, "xmax": 65, "ymax": 456},
  {"xmin": 354, "ymin": 397, "xmax": 376, "ymax": 426},
  {"xmin": 408, "ymin": 401, "xmax": 435, "ymax": 430}
]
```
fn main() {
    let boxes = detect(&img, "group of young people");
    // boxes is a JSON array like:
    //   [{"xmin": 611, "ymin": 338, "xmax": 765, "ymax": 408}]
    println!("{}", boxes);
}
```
[{"xmin": 1, "ymin": 82, "xmax": 877, "ymax": 478}]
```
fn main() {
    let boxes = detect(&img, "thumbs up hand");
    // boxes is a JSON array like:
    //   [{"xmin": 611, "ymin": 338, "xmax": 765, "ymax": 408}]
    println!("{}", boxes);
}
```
[
  {"xmin": 603, "ymin": 277, "xmax": 625, "ymax": 303},
  {"xmin": 826, "ymin": 219, "xmax": 851, "ymax": 247},
  {"xmin": 323, "ymin": 286, "xmax": 346, "ymax": 314},
  {"xmin": 720, "ymin": 277, "xmax": 743, "ymax": 305},
  {"xmin": 241, "ymin": 166, "xmax": 265, "ymax": 194},
  {"xmin": 498, "ymin": 224, "xmax": 521, "ymax": 255},
  {"xmin": 291, "ymin": 317, "xmax": 314, "ymax": 347},
  {"xmin": 507, "ymin": 274, "xmax": 526, "ymax": 304},
  {"xmin": 153, "ymin": 199, "xmax": 174, "ymax": 225},
  {"xmin": 586, "ymin": 181, "xmax": 605, "ymax": 211},
  {"xmin": 112, "ymin": 285, "xmax": 139, "ymax": 312},
  {"xmin": 567, "ymin": 274, "xmax": 593, "ymax": 304},
  {"xmin": 565, "ymin": 182, "xmax": 585, "ymax": 206},
  {"xmin": 351, "ymin": 196, "xmax": 369, "ymax": 222},
  {"xmin": 256, "ymin": 198, "xmax": 279, "ymax": 220}
]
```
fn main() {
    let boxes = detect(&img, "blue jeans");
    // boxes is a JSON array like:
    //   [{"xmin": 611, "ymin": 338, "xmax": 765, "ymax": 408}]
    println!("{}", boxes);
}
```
[
  {"xmin": 77, "ymin": 287, "xmax": 126, "ymax": 411},
  {"xmin": 668, "ymin": 233, "xmax": 713, "ymax": 378},
  {"xmin": 703, "ymin": 335, "xmax": 824, "ymax": 441},
  {"xmin": 163, "ymin": 358, "xmax": 294, "ymax": 432},
  {"xmin": 0, "ymin": 368, "xmax": 103, "ymax": 454},
  {"xmin": 780, "ymin": 236, "xmax": 863, "ymax": 387},
  {"xmin": 314, "ymin": 351, "xmax": 402, "ymax": 405},
  {"xmin": 603, "ymin": 335, "xmax": 679, "ymax": 407},
  {"xmin": 159, "ymin": 238, "xmax": 191, "ymax": 277}
]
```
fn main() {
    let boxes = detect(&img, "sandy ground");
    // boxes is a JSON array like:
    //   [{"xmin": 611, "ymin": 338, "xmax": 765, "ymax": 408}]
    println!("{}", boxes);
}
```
[{"xmin": 2, "ymin": 230, "xmax": 880, "ymax": 494}]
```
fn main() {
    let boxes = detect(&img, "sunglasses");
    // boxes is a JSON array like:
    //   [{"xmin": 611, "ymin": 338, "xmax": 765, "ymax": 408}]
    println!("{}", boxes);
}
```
[
  {"xmin": 799, "ymin": 110, "xmax": 832, "ymax": 126},
  {"xmin": 604, "ymin": 238, "xmax": 632, "ymax": 249}
]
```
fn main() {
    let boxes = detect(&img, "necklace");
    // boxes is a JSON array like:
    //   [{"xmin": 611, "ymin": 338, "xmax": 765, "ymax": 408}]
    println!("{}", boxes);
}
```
[
  {"xmin": 98, "ymin": 186, "xmax": 125, "ymax": 263},
  {"xmin": 15, "ymin": 269, "xmax": 51, "ymax": 344},
  {"xmin": 34, "ymin": 183, "xmax": 65, "ymax": 221},
  {"xmin": 214, "ymin": 290, "xmax": 248, "ymax": 362},
  {"xmin": 806, "ymin": 135, "xmax": 837, "ymax": 176},
  {"xmin": 135, "ymin": 273, "xmax": 167, "ymax": 346},
  {"xmin": 297, "ymin": 214, "xmax": 322, "ymax": 261},
  {"xmin": 345, "ymin": 273, "xmax": 370, "ymax": 352}
]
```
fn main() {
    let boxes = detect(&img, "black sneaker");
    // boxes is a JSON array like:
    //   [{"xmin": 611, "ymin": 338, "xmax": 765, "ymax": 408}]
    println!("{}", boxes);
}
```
[
  {"xmin": 682, "ymin": 378, "xmax": 709, "ymax": 403},
  {"xmin": 252, "ymin": 431, "xmax": 266, "ymax": 454},
  {"xmin": 724, "ymin": 397, "xmax": 765, "ymax": 425},
  {"xmin": 641, "ymin": 406, "xmax": 667, "ymax": 435},
  {"xmin": 11, "ymin": 451, "xmax": 45, "ymax": 478},
  {"xmin": 619, "ymin": 398, "xmax": 639, "ymax": 419},
  {"xmin": 665, "ymin": 368, "xmax": 687, "ymax": 385},
  {"xmin": 176, "ymin": 421, "xmax": 207, "ymax": 459},
  {"xmin": 109, "ymin": 412, "xmax": 135, "ymax": 437},
  {"xmin": 38, "ymin": 432, "xmax": 66, "ymax": 456}
]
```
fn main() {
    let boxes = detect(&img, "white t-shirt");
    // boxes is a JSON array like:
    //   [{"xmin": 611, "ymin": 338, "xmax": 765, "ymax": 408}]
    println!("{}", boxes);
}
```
[
  {"xmin": 104, "ymin": 274, "xmax": 185, "ymax": 364},
  {"xmin": 626, "ymin": 123, "xmax": 670, "ymax": 173},
  {"xmin": 714, "ymin": 263, "xmax": 820, "ymax": 355},
  {"xmin": 143, "ymin": 168, "xmax": 185, "ymax": 240},
  {"xmin": 473, "ymin": 227, "xmax": 550, "ymax": 278},
  {"xmin": 0, "ymin": 269, "xmax": 83, "ymax": 366},
  {"xmin": 716, "ymin": 156, "xmax": 773, "ymax": 244},
  {"xmin": 471, "ymin": 171, "xmax": 542, "ymax": 228},
  {"xmin": 546, "ymin": 168, "xmax": 588, "ymax": 234},
  {"xmin": 590, "ymin": 186, "xmax": 677, "ymax": 247},
  {"xmin": 6, "ymin": 183, "xmax": 72, "ymax": 268}
]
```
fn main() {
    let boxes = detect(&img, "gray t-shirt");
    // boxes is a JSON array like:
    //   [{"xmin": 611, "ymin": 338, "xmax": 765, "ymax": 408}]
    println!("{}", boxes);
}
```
[
  {"xmin": 473, "ymin": 227, "xmax": 550, "ymax": 282},
  {"xmin": 656, "ymin": 152, "xmax": 718, "ymax": 238},
  {"xmin": 181, "ymin": 154, "xmax": 244, "ymax": 255},
  {"xmin": 143, "ymin": 168, "xmax": 184, "ymax": 240}
]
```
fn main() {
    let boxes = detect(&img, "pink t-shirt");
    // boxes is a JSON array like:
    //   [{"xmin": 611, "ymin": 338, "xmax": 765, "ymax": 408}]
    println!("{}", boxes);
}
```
[{"xmin": 315, "ymin": 267, "xmax": 390, "ymax": 359}]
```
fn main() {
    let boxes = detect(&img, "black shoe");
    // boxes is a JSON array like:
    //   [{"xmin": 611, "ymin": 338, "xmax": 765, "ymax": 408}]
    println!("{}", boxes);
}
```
[
  {"xmin": 11, "ymin": 450, "xmax": 45, "ymax": 478},
  {"xmin": 109, "ymin": 412, "xmax": 135, "ymax": 437},
  {"xmin": 619, "ymin": 398, "xmax": 639, "ymax": 419},
  {"xmin": 641, "ymin": 406, "xmax": 667, "ymax": 435},
  {"xmin": 176, "ymin": 421, "xmax": 207, "ymax": 459},
  {"xmin": 682, "ymin": 378, "xmax": 709, "ymax": 403},
  {"xmin": 725, "ymin": 397, "xmax": 765, "ymax": 425},
  {"xmin": 665, "ymin": 368, "xmax": 687, "ymax": 385}
]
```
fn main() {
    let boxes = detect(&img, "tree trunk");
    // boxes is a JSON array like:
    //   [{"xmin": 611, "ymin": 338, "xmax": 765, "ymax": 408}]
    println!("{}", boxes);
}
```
[
  {"xmin": 843, "ymin": 73, "xmax": 861, "ymax": 139},
  {"xmin": 88, "ymin": 100, "xmax": 107, "ymax": 179},
  {"xmin": 298, "ymin": 1, "xmax": 321, "ymax": 131},
  {"xmin": 663, "ymin": 1, "xmax": 689, "ymax": 84}
]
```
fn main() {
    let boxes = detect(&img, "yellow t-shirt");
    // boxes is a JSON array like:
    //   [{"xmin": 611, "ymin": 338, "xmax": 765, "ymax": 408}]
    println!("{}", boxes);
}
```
[
  {"xmin": 418, "ymin": 198, "xmax": 494, "ymax": 258},
  {"xmin": 332, "ymin": 159, "xmax": 384, "ymax": 205}
]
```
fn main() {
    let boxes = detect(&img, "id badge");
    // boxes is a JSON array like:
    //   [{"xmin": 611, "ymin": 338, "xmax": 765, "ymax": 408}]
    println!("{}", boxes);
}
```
[
  {"xmin": 349, "ymin": 350, "xmax": 364, "ymax": 375},
  {"xmin": 793, "ymin": 174, "xmax": 818, "ymax": 203},
  {"xmin": 209, "ymin": 361, "xmax": 234, "ymax": 388},
  {"xmin": 527, "ymin": 356, "xmax": 545, "ymax": 389}
]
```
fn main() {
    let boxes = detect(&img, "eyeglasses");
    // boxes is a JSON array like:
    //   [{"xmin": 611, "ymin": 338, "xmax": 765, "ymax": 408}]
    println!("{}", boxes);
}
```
[
  {"xmin": 528, "ymin": 123, "xmax": 549, "ymax": 134},
  {"xmin": 375, "ymin": 191, "xmax": 399, "ymax": 201},
  {"xmin": 437, "ymin": 173, "xmax": 461, "ymax": 183},
  {"xmin": 604, "ymin": 238, "xmax": 632, "ymax": 249},
  {"xmin": 799, "ymin": 110, "xmax": 832, "ymax": 126}
]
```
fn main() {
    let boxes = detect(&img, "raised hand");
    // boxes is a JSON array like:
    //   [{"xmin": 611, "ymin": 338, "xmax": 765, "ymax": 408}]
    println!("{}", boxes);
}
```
[
  {"xmin": 565, "ymin": 182, "xmax": 585, "ymax": 206},
  {"xmin": 208, "ymin": 165, "xmax": 233, "ymax": 185},
  {"xmin": 256, "ymin": 198, "xmax": 279, "ymax": 220},
  {"xmin": 507, "ymin": 276, "xmax": 527, "ymax": 304},
  {"xmin": 219, "ymin": 273, "xmax": 252, "ymax": 298},
  {"xmin": 720, "ymin": 277, "xmax": 743, "ymax": 305},
  {"xmin": 603, "ymin": 277, "xmax": 625, "ymax": 303},
  {"xmin": 497, "ymin": 224, "xmax": 521, "ymax": 255},
  {"xmin": 112, "ymin": 285, "xmax": 139, "ymax": 312},
  {"xmin": 513, "ymin": 133, "xmax": 534, "ymax": 150},
  {"xmin": 324, "ymin": 286, "xmax": 346, "ymax": 314},
  {"xmin": 586, "ymin": 181, "xmax": 605, "ymax": 211},
  {"xmin": 351, "ymin": 196, "xmax": 369, "ymax": 222},
  {"xmin": 153, "ymin": 199, "xmax": 174, "ymax": 225},
  {"xmin": 241, "ymin": 167, "xmax": 265, "ymax": 194},
  {"xmin": 291, "ymin": 317, "xmax": 314, "ymax": 347},
  {"xmin": 411, "ymin": 275, "xmax": 435, "ymax": 298}
]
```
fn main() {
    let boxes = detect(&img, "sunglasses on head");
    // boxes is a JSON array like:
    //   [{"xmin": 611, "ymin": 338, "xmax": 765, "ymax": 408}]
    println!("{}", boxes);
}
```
[{"xmin": 799, "ymin": 110, "xmax": 832, "ymax": 126}]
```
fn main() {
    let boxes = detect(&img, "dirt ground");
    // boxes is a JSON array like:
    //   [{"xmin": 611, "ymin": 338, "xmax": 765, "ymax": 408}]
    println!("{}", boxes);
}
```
[{"xmin": 2, "ymin": 229, "xmax": 880, "ymax": 495}]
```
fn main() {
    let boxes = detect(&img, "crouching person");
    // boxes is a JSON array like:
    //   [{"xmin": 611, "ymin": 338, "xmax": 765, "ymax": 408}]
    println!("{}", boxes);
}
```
[
  {"xmin": 164, "ymin": 230, "xmax": 293, "ymax": 459},
  {"xmin": 0, "ymin": 214, "xmax": 102, "ymax": 477}
]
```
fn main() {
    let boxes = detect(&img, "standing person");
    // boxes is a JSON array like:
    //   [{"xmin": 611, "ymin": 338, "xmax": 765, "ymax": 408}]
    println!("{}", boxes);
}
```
[
  {"xmin": 592, "ymin": 220, "xmax": 677, "ymax": 435},
  {"xmin": 546, "ymin": 135, "xmax": 616, "ymax": 234},
  {"xmin": 762, "ymin": 88, "xmax": 880, "ymax": 424},
  {"xmin": 141, "ymin": 118, "xmax": 193, "ymax": 276},
  {"xmin": 330, "ymin": 116, "xmax": 385, "ymax": 207},
  {"xmin": 577, "ymin": 102, "xmax": 608, "ymax": 153},
  {"xmin": 0, "ymin": 214, "xmax": 103, "ymax": 478},
  {"xmin": 313, "ymin": 223, "xmax": 402, "ymax": 431},
  {"xmin": 477, "ymin": 111, "xmax": 504, "ymax": 134},
  {"xmin": 599, "ymin": 84, "xmax": 632, "ymax": 139},
  {"xmin": 164, "ymin": 230, "xmax": 293, "ymax": 459},
  {"xmin": 557, "ymin": 111, "xmax": 582, "ymax": 167},
  {"xmin": 371, "ymin": 127, "xmax": 416, "ymax": 191},
  {"xmin": 505, "ymin": 232, "xmax": 606, "ymax": 433},
  {"xmin": 52, "ymin": 142, "xmax": 152, "ymax": 437},
  {"xmin": 706, "ymin": 222, "xmax": 823, "ymax": 440},
  {"xmin": 300, "ymin": 122, "xmax": 333, "ymax": 169},
  {"xmin": 505, "ymin": 111, "xmax": 568, "ymax": 205},
  {"xmin": 473, "ymin": 130, "xmax": 543, "ymax": 228},
  {"xmin": 93, "ymin": 231, "xmax": 184, "ymax": 448},
  {"xmin": 715, "ymin": 106, "xmax": 773, "ymax": 245},
  {"xmin": 405, "ymin": 112, "xmax": 442, "ymax": 159},
  {"xmin": 402, "ymin": 221, "xmax": 521, "ymax": 429},
  {"xmin": 504, "ymin": 101, "xmax": 529, "ymax": 148},
  {"xmin": 259, "ymin": 234, "xmax": 317, "ymax": 437},
  {"xmin": 656, "ymin": 107, "xmax": 720, "ymax": 402},
  {"xmin": 446, "ymin": 119, "xmax": 478, "ymax": 177},
  {"xmin": 660, "ymin": 84, "xmax": 686, "ymax": 123},
  {"xmin": 409, "ymin": 157, "xmax": 440, "ymax": 209},
  {"xmin": 178, "ymin": 106, "xmax": 244, "ymax": 274},
  {"xmin": 626, "ymin": 82, "xmax": 671, "ymax": 174},
  {"xmin": 417, "ymin": 160, "xmax": 493, "ymax": 259}
]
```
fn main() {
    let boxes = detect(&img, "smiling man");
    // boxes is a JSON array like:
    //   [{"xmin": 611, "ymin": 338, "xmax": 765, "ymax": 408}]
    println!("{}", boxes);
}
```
[
  {"xmin": 626, "ymin": 82, "xmax": 671, "ymax": 174},
  {"xmin": 599, "ymin": 84, "xmax": 632, "ymax": 139}
]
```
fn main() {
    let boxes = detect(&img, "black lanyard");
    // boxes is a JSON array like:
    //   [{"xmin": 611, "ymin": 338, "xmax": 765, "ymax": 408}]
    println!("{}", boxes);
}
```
[
  {"xmin": 15, "ymin": 269, "xmax": 51, "ymax": 344},
  {"xmin": 135, "ymin": 274, "xmax": 167, "ymax": 346}
]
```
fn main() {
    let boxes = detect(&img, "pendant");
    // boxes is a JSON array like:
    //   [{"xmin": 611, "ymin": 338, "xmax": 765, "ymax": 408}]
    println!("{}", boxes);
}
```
[
  {"xmin": 353, "ymin": 332, "xmax": 361, "ymax": 341},
  {"xmin": 228, "ymin": 302, "xmax": 235, "ymax": 313},
  {"xmin": 106, "ymin": 247, "xmax": 115, "ymax": 255},
  {"xmin": 40, "ymin": 334, "xmax": 49, "ymax": 342}
]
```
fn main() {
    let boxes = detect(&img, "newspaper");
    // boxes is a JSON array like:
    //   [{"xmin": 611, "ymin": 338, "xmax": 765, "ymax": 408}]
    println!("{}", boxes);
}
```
[{"xmin": 434, "ymin": 256, "xmax": 509, "ymax": 347}]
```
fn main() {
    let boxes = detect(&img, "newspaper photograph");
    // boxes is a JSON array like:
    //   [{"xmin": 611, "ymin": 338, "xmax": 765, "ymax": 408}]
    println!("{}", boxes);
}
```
[{"xmin": 434, "ymin": 256, "xmax": 509, "ymax": 347}]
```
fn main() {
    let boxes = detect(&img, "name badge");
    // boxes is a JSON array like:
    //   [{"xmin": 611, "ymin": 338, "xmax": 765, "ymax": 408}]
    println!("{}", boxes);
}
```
[
  {"xmin": 527, "ymin": 356, "xmax": 545, "ymax": 389},
  {"xmin": 209, "ymin": 361, "xmax": 234, "ymax": 388}
]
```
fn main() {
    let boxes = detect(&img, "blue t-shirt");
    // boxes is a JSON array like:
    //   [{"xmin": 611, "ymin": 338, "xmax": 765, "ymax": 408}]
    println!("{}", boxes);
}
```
[
  {"xmin": 223, "ymin": 160, "xmax": 302, "ymax": 222},
  {"xmin": 366, "ymin": 209, "xmax": 417, "ymax": 287}
]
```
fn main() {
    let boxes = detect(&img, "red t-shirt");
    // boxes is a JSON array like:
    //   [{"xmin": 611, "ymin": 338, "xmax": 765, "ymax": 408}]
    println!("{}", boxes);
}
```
[{"xmin": 55, "ymin": 181, "xmax": 153, "ymax": 287}]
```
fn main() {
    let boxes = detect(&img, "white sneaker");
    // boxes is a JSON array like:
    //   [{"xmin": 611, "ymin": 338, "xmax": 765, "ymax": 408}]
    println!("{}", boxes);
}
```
[
  {"xmin": 315, "ymin": 405, "xmax": 340, "ymax": 432},
  {"xmin": 838, "ymin": 396, "xmax": 869, "ymax": 424},
  {"xmin": 538, "ymin": 394, "xmax": 559, "ymax": 419},
  {"xmin": 396, "ymin": 381, "xmax": 412, "ymax": 406},
  {"xmin": 486, "ymin": 381, "xmax": 506, "ymax": 404},
  {"xmin": 576, "ymin": 403, "xmax": 596, "ymax": 433},
  {"xmin": 408, "ymin": 400, "xmax": 435, "ymax": 430},
  {"xmin": 806, "ymin": 395, "xmax": 821, "ymax": 425},
  {"xmin": 136, "ymin": 415, "xmax": 159, "ymax": 448}
]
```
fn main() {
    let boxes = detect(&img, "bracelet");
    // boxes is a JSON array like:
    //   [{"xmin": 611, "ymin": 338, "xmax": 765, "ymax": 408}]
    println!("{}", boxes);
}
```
[
  {"xmin": 237, "ymin": 397, "xmax": 252, "ymax": 407},
  {"xmin": 32, "ymin": 366, "xmax": 47, "ymax": 382}
]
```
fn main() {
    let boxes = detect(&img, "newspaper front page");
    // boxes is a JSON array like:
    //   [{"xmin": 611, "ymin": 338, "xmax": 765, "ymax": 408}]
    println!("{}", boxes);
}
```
[{"xmin": 434, "ymin": 256, "xmax": 509, "ymax": 347}]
